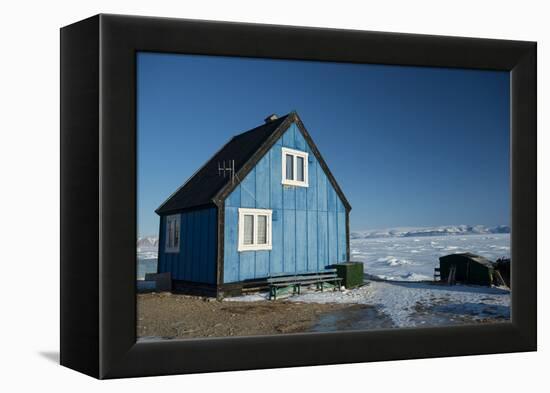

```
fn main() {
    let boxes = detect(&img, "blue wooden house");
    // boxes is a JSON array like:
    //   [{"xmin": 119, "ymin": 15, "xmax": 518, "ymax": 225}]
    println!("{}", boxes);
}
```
[{"xmin": 155, "ymin": 112, "xmax": 352, "ymax": 297}]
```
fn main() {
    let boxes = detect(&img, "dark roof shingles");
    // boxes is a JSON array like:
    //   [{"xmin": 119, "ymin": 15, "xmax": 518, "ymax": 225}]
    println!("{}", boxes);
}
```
[{"xmin": 156, "ymin": 115, "xmax": 288, "ymax": 214}]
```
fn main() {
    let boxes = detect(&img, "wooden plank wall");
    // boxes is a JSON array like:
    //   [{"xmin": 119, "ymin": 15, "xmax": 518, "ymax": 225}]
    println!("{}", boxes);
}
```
[
  {"xmin": 157, "ymin": 207, "xmax": 217, "ymax": 284},
  {"xmin": 224, "ymin": 123, "xmax": 347, "ymax": 283}
]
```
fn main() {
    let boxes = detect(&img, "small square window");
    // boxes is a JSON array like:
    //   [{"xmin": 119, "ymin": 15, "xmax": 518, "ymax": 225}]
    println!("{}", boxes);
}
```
[
  {"xmin": 238, "ymin": 209, "xmax": 272, "ymax": 252},
  {"xmin": 282, "ymin": 147, "xmax": 309, "ymax": 187}
]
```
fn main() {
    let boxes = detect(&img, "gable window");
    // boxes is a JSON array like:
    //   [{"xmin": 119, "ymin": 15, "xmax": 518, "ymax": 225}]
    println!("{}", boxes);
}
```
[
  {"xmin": 238, "ymin": 208, "xmax": 272, "ymax": 251},
  {"xmin": 282, "ymin": 147, "xmax": 308, "ymax": 187},
  {"xmin": 165, "ymin": 214, "xmax": 180, "ymax": 253}
]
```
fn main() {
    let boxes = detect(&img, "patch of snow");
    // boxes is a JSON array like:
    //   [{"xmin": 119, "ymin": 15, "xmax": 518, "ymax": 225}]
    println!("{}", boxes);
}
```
[
  {"xmin": 223, "ymin": 293, "xmax": 269, "ymax": 302},
  {"xmin": 286, "ymin": 281, "xmax": 510, "ymax": 327},
  {"xmin": 228, "ymin": 279, "xmax": 510, "ymax": 328},
  {"xmin": 377, "ymin": 256, "xmax": 413, "ymax": 266}
]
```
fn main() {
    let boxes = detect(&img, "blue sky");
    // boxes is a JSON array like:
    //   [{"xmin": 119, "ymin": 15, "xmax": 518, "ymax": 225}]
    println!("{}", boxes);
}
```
[{"xmin": 137, "ymin": 52, "xmax": 510, "ymax": 237}]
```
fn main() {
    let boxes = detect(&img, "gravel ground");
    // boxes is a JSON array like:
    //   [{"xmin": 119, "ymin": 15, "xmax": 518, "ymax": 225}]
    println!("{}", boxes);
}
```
[
  {"xmin": 137, "ymin": 292, "xmax": 368, "ymax": 339},
  {"xmin": 137, "ymin": 280, "xmax": 508, "ymax": 341}
]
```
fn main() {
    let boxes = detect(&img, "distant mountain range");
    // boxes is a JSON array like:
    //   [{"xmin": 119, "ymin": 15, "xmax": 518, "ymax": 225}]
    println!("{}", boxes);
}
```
[
  {"xmin": 137, "ymin": 236, "xmax": 159, "ymax": 252},
  {"xmin": 350, "ymin": 225, "xmax": 510, "ymax": 240}
]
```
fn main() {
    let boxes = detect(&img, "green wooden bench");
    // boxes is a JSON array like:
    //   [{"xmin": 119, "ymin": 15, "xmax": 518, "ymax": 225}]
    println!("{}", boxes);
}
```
[{"xmin": 267, "ymin": 269, "xmax": 342, "ymax": 300}]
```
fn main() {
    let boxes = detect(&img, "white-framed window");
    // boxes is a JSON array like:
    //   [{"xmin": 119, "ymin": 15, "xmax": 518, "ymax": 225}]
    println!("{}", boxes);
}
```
[
  {"xmin": 238, "ymin": 208, "xmax": 272, "ymax": 252},
  {"xmin": 282, "ymin": 147, "xmax": 309, "ymax": 187},
  {"xmin": 165, "ymin": 214, "xmax": 180, "ymax": 253}
]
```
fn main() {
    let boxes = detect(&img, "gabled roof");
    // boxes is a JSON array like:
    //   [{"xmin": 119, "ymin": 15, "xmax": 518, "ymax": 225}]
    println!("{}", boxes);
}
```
[
  {"xmin": 156, "ymin": 112, "xmax": 351, "ymax": 215},
  {"xmin": 155, "ymin": 115, "xmax": 289, "ymax": 214}
]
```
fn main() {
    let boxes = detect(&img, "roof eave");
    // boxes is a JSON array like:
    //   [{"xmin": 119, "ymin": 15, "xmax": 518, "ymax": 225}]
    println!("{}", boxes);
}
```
[
  {"xmin": 155, "ymin": 201, "xmax": 218, "ymax": 216},
  {"xmin": 154, "ymin": 134, "xmax": 238, "ymax": 214}
]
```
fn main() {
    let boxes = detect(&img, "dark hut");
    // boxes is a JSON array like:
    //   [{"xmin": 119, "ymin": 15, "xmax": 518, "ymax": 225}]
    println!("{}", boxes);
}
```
[
  {"xmin": 438, "ymin": 253, "xmax": 495, "ymax": 286},
  {"xmin": 494, "ymin": 258, "xmax": 511, "ymax": 288}
]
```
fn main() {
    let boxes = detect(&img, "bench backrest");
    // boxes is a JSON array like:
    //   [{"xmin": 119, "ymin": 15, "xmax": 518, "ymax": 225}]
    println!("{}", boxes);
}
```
[{"xmin": 267, "ymin": 270, "xmax": 338, "ymax": 284}]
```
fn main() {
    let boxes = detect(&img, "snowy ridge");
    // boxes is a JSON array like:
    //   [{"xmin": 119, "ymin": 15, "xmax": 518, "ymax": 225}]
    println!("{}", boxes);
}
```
[
  {"xmin": 351, "ymin": 224, "xmax": 510, "ymax": 239},
  {"xmin": 137, "ymin": 236, "xmax": 159, "ymax": 260}
]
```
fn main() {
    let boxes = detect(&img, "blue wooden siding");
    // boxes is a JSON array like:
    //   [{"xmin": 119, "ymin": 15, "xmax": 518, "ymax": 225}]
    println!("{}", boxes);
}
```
[
  {"xmin": 223, "ymin": 122, "xmax": 348, "ymax": 283},
  {"xmin": 157, "ymin": 207, "xmax": 217, "ymax": 284}
]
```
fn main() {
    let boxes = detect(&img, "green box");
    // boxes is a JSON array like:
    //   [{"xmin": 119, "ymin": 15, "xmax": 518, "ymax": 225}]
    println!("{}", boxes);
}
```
[{"xmin": 334, "ymin": 262, "xmax": 364, "ymax": 289}]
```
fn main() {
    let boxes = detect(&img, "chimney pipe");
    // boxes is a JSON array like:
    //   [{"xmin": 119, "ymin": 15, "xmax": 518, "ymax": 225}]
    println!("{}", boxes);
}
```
[{"xmin": 264, "ymin": 114, "xmax": 278, "ymax": 123}]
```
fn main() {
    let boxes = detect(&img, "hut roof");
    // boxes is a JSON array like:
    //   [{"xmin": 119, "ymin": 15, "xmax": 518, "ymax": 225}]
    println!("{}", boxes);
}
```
[
  {"xmin": 155, "ymin": 111, "xmax": 351, "ymax": 215},
  {"xmin": 440, "ymin": 252, "xmax": 494, "ymax": 268}
]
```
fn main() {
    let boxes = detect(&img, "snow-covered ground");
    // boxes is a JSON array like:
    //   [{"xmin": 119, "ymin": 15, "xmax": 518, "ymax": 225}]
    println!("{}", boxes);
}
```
[
  {"xmin": 137, "ymin": 227, "xmax": 511, "ymax": 328},
  {"xmin": 293, "ymin": 281, "xmax": 509, "ymax": 327},
  {"xmin": 226, "ymin": 281, "xmax": 510, "ymax": 328},
  {"xmin": 351, "ymin": 233, "xmax": 510, "ymax": 281},
  {"xmin": 223, "ymin": 227, "xmax": 511, "ymax": 328}
]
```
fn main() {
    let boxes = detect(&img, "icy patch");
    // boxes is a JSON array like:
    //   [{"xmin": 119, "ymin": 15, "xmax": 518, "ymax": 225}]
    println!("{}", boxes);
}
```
[
  {"xmin": 286, "ymin": 281, "xmax": 510, "ymax": 327},
  {"xmin": 137, "ymin": 257, "xmax": 157, "ymax": 280},
  {"xmin": 376, "ymin": 272, "xmax": 431, "ymax": 282},
  {"xmin": 138, "ymin": 251, "xmax": 158, "ymax": 260},
  {"xmin": 377, "ymin": 256, "xmax": 413, "ymax": 266}
]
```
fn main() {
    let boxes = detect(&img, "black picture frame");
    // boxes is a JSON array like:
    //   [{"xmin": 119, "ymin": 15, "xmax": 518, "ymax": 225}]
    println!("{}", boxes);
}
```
[{"xmin": 60, "ymin": 14, "xmax": 536, "ymax": 379}]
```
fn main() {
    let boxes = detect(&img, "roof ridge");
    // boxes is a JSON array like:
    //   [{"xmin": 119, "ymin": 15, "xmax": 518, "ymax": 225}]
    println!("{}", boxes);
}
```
[{"xmin": 231, "ymin": 114, "xmax": 289, "ymax": 138}]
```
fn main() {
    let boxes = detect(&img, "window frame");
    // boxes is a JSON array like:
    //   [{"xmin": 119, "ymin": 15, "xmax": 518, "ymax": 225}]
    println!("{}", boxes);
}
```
[
  {"xmin": 281, "ymin": 147, "xmax": 309, "ymax": 187},
  {"xmin": 237, "ymin": 208, "xmax": 273, "ymax": 252},
  {"xmin": 165, "ymin": 214, "xmax": 181, "ymax": 253}
]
